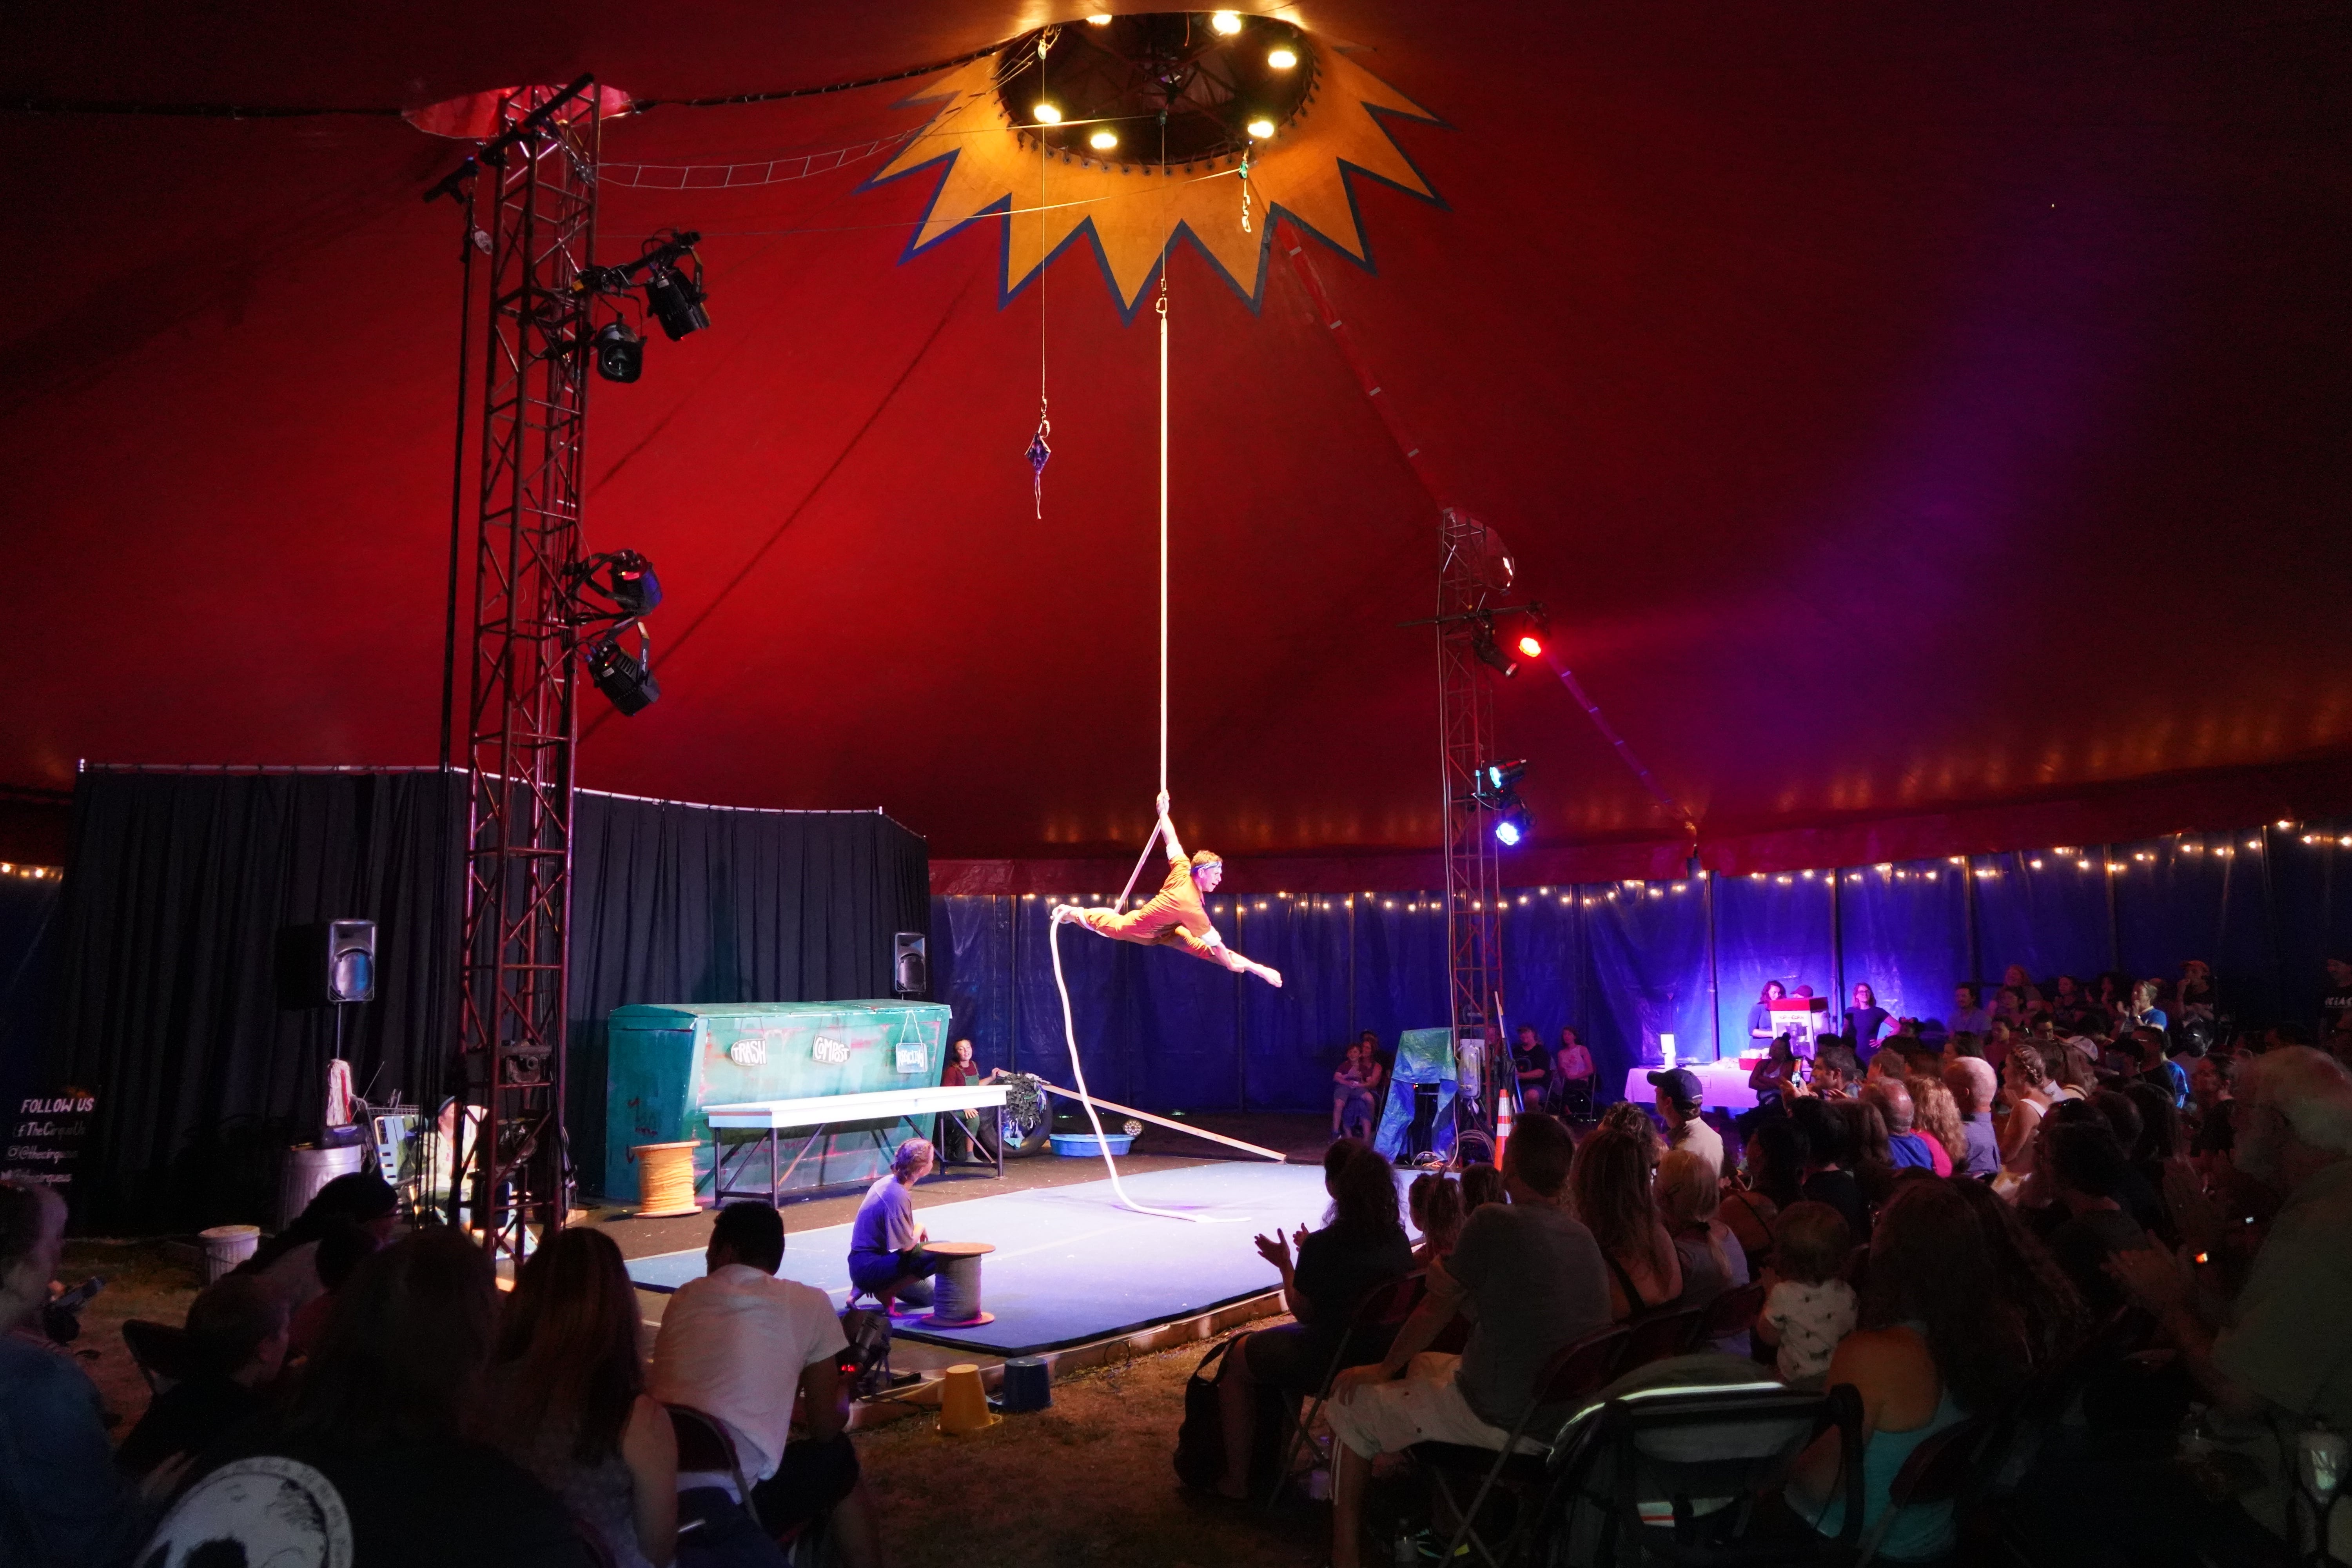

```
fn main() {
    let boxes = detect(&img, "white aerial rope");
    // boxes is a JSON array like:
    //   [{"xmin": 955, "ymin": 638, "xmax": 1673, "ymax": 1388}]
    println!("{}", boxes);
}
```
[{"xmin": 1047, "ymin": 267, "xmax": 1203, "ymax": 1221}]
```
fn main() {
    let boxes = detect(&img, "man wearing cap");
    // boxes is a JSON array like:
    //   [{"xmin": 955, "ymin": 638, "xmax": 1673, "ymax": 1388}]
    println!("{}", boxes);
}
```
[
  {"xmin": 1651, "ymin": 1066, "xmax": 1724, "ymax": 1175},
  {"xmin": 1053, "ymin": 796, "xmax": 1282, "ymax": 987}
]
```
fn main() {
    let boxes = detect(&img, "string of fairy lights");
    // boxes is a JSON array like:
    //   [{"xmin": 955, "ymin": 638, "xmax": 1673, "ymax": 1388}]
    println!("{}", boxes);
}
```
[
  {"xmin": 982, "ymin": 821, "xmax": 2350, "ymax": 912},
  {"xmin": 0, "ymin": 863, "xmax": 58, "ymax": 881}
]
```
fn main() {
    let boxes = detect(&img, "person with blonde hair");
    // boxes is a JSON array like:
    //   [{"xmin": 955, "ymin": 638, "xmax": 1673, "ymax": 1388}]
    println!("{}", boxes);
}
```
[
  {"xmin": 2000, "ymin": 1043, "xmax": 2059, "ymax": 1179},
  {"xmin": 1909, "ymin": 1076, "xmax": 1969, "ymax": 1175},
  {"xmin": 1657, "ymin": 1149, "xmax": 1747, "ymax": 1343}
]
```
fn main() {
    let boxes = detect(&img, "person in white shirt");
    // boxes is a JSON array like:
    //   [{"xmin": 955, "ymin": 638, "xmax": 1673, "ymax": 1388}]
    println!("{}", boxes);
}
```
[
  {"xmin": 648, "ymin": 1201, "xmax": 882, "ymax": 1568},
  {"xmin": 1650, "ymin": 1066, "xmax": 1725, "ymax": 1175}
]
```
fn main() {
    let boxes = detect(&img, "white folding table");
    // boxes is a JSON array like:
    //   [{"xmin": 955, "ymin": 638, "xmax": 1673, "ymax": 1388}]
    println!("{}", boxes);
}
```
[{"xmin": 702, "ymin": 1084, "xmax": 1011, "ymax": 1205}]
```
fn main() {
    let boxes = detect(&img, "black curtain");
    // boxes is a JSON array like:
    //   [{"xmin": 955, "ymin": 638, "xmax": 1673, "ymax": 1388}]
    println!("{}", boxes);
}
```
[{"xmin": 48, "ymin": 770, "xmax": 928, "ymax": 1233}]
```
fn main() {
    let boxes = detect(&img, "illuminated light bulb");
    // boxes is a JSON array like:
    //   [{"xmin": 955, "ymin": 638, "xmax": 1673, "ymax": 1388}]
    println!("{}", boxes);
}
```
[
  {"xmin": 2078, "ymin": 859, "xmax": 2093, "ymax": 870},
  {"xmin": 1033, "ymin": 102, "xmax": 1063, "ymax": 124},
  {"xmin": 1087, "ymin": 12, "xmax": 1113, "ymax": 22},
  {"xmin": 1267, "ymin": 45, "xmax": 1298, "ymax": 68},
  {"xmin": 1516, "ymin": 634, "xmax": 1543, "ymax": 659},
  {"xmin": 1246, "ymin": 117, "xmax": 1276, "ymax": 138},
  {"xmin": 1089, "ymin": 129, "xmax": 1118, "ymax": 150},
  {"xmin": 1210, "ymin": 10, "xmax": 1242, "ymax": 34}
]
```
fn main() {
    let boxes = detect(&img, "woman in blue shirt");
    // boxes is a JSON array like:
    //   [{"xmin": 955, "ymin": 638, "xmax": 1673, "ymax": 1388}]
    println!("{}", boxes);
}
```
[{"xmin": 1747, "ymin": 980, "xmax": 1787, "ymax": 1044}]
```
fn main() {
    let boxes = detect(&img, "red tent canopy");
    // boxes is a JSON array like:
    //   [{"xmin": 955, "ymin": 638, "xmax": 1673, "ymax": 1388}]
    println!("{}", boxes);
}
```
[{"xmin": 5, "ymin": 3, "xmax": 2347, "ymax": 882}]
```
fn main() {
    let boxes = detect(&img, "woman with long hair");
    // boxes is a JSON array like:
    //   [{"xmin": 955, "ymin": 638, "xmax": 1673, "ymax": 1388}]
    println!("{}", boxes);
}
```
[
  {"xmin": 486, "ymin": 1227, "xmax": 677, "ymax": 1568},
  {"xmin": 1568, "ymin": 1127, "xmax": 1682, "ymax": 1320},
  {"xmin": 1748, "ymin": 980, "xmax": 1789, "ymax": 1045},
  {"xmin": 1748, "ymin": 1032, "xmax": 1801, "ymax": 1108},
  {"xmin": 1217, "ymin": 1141, "xmax": 1412, "ymax": 1499},
  {"xmin": 1597, "ymin": 1100, "xmax": 1664, "ymax": 1179},
  {"xmin": 1945, "ymin": 1174, "xmax": 2091, "ymax": 1368},
  {"xmin": 1846, "ymin": 982, "xmax": 1891, "ymax": 1055},
  {"xmin": 1721, "ymin": 1120, "xmax": 1800, "ymax": 1271},
  {"xmin": 1841, "ymin": 1098, "xmax": 1897, "ymax": 1206},
  {"xmin": 1909, "ymin": 1075, "xmax": 1969, "ymax": 1174},
  {"xmin": 1787, "ymin": 1181, "xmax": 2029, "ymax": 1559}
]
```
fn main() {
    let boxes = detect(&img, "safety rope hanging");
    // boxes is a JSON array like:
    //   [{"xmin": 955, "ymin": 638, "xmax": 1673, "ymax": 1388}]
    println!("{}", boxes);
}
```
[{"xmin": 1025, "ymin": 29, "xmax": 1054, "ymax": 518}]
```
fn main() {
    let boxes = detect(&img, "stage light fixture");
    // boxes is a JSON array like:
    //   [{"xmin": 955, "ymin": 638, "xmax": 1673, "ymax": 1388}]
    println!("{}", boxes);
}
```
[
  {"xmin": 1516, "ymin": 632, "xmax": 1544, "ymax": 659},
  {"xmin": 642, "ymin": 261, "xmax": 710, "ymax": 341},
  {"xmin": 1494, "ymin": 803, "xmax": 1533, "ymax": 847},
  {"xmin": 1246, "ymin": 117, "xmax": 1276, "ymax": 139},
  {"xmin": 1267, "ymin": 46, "xmax": 1298, "ymax": 68},
  {"xmin": 1090, "ymin": 129, "xmax": 1120, "ymax": 150},
  {"xmin": 1480, "ymin": 759, "xmax": 1528, "ymax": 797},
  {"xmin": 1470, "ymin": 617, "xmax": 1519, "ymax": 677},
  {"xmin": 592, "ymin": 321, "xmax": 643, "ymax": 383},
  {"xmin": 1211, "ymin": 10, "xmax": 1243, "ymax": 34},
  {"xmin": 587, "ymin": 623, "xmax": 660, "ymax": 716},
  {"xmin": 1034, "ymin": 102, "xmax": 1064, "ymax": 123}
]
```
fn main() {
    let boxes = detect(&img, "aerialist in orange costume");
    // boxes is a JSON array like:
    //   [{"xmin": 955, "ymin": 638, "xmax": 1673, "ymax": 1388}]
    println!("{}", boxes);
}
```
[{"xmin": 1053, "ymin": 796, "xmax": 1284, "ymax": 988}]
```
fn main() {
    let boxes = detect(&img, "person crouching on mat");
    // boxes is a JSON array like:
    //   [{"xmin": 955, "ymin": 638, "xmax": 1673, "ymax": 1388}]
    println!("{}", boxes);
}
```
[
  {"xmin": 848, "ymin": 1139, "xmax": 940, "ymax": 1313},
  {"xmin": 1052, "ymin": 795, "xmax": 1283, "ymax": 988}
]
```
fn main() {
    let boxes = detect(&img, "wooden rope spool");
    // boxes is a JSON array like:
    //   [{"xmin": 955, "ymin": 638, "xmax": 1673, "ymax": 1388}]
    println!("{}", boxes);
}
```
[
  {"xmin": 633, "ymin": 1140, "xmax": 702, "ymax": 1218},
  {"xmin": 922, "ymin": 1240, "xmax": 996, "ymax": 1327}
]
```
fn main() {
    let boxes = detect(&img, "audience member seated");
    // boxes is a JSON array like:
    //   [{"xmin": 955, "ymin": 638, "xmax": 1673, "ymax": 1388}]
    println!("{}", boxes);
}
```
[
  {"xmin": 2039, "ymin": 1122, "xmax": 2149, "ymax": 1319},
  {"xmin": 938, "ymin": 1037, "xmax": 1005, "ymax": 1164},
  {"xmin": 1218, "ymin": 1140, "xmax": 1414, "ymax": 1499},
  {"xmin": 116, "ymin": 1273, "xmax": 289, "ymax": 1482},
  {"xmin": 1406, "ymin": 1171, "xmax": 1463, "ymax": 1269},
  {"xmin": 1655, "ymin": 1149, "xmax": 1745, "ymax": 1334},
  {"xmin": 1510, "ymin": 1024, "xmax": 1550, "ymax": 1112},
  {"xmin": 1550, "ymin": 1026, "xmax": 1597, "ymax": 1116},
  {"xmin": 1860, "ymin": 1079, "xmax": 1943, "ymax": 1174},
  {"xmin": 1783, "ymin": 1180, "xmax": 2025, "ymax": 1561},
  {"xmin": 1755, "ymin": 1201, "xmax": 1855, "ymax": 1389},
  {"xmin": 650, "ymin": 1201, "xmax": 878, "ymax": 1568},
  {"xmin": 1788, "ymin": 1097, "xmax": 1871, "ymax": 1247},
  {"xmin": 1809, "ymin": 1042, "xmax": 1860, "ymax": 1101},
  {"xmin": 1332, "ymin": 1040, "xmax": 1378, "ymax": 1141},
  {"xmin": 487, "ymin": 1228, "xmax": 678, "ymax": 1568},
  {"xmin": 1947, "ymin": 1176, "xmax": 2089, "ymax": 1369},
  {"xmin": 2134, "ymin": 1026, "xmax": 2190, "ymax": 1106},
  {"xmin": 1948, "ymin": 982, "xmax": 1994, "ymax": 1038},
  {"xmin": 143, "ymin": 1228, "xmax": 596, "ymax": 1568},
  {"xmin": 0, "ymin": 1179, "xmax": 147, "ymax": 1568},
  {"xmin": 1596, "ymin": 1100, "xmax": 1664, "ymax": 1176},
  {"xmin": 1649, "ymin": 1066, "xmax": 1723, "ymax": 1174},
  {"xmin": 286, "ymin": 1218, "xmax": 379, "ymax": 1361},
  {"xmin": 2085, "ymin": 1090, "xmax": 2171, "ymax": 1239},
  {"xmin": 2109, "ymin": 1047, "xmax": 2352, "ymax": 1561},
  {"xmin": 1942, "ymin": 1056, "xmax": 2004, "ymax": 1178},
  {"xmin": 1747, "ymin": 1033, "xmax": 1801, "ymax": 1110},
  {"xmin": 1908, "ymin": 1073, "xmax": 1969, "ymax": 1177},
  {"xmin": 1323, "ymin": 1114, "xmax": 1609, "ymax": 1568},
  {"xmin": 1720, "ymin": 1121, "xmax": 1801, "ymax": 1272},
  {"xmin": 1839, "ymin": 1097, "xmax": 1898, "ymax": 1206},
  {"xmin": 1999, "ymin": 1042, "xmax": 2059, "ymax": 1179},
  {"xmin": 234, "ymin": 1171, "xmax": 400, "ymax": 1315},
  {"xmin": 847, "ymin": 1139, "xmax": 941, "ymax": 1312},
  {"xmin": 1569, "ymin": 1127, "xmax": 1683, "ymax": 1320},
  {"xmin": 1457, "ymin": 1161, "xmax": 1505, "ymax": 1214}
]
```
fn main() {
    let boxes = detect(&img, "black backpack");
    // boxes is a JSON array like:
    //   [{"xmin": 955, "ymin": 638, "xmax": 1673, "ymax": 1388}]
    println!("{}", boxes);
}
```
[
  {"xmin": 1173, "ymin": 1336, "xmax": 1291, "ymax": 1495},
  {"xmin": 840, "ymin": 1305, "xmax": 895, "ymax": 1401}
]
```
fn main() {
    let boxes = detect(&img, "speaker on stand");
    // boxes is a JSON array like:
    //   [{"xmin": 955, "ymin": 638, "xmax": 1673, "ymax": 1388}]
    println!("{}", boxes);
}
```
[{"xmin": 276, "ymin": 919, "xmax": 377, "ymax": 1146}]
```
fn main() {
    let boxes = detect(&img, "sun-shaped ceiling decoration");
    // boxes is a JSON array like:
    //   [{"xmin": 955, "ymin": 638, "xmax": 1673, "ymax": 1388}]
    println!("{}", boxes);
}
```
[{"xmin": 866, "ymin": 12, "xmax": 1445, "ymax": 316}]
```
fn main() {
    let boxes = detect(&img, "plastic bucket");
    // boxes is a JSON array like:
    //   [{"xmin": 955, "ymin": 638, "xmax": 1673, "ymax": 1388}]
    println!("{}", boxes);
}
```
[
  {"xmin": 1000, "ymin": 1356, "xmax": 1053, "ymax": 1413},
  {"xmin": 198, "ymin": 1224, "xmax": 260, "ymax": 1283},
  {"xmin": 1048, "ymin": 1132, "xmax": 1135, "ymax": 1158}
]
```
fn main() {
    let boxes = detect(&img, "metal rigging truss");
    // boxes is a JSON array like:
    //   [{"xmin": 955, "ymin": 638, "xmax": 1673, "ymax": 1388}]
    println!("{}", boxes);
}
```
[
  {"xmin": 1436, "ymin": 506, "xmax": 1512, "ymax": 1150},
  {"xmin": 456, "ymin": 80, "xmax": 602, "ymax": 1259}
]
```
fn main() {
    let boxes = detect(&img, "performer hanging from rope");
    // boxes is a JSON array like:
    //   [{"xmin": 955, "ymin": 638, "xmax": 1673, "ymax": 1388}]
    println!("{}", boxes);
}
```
[{"xmin": 1053, "ymin": 793, "xmax": 1283, "ymax": 987}]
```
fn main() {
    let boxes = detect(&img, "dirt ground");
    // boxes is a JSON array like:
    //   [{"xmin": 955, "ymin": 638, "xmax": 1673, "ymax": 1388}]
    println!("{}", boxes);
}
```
[
  {"xmin": 859, "ymin": 1336, "xmax": 1332, "ymax": 1568},
  {"xmin": 53, "ymin": 1237, "xmax": 205, "ymax": 1433}
]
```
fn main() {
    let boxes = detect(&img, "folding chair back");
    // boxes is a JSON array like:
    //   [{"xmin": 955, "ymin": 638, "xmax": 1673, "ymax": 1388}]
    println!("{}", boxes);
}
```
[
  {"xmin": 1691, "ymin": 1281, "xmax": 1767, "ymax": 1351},
  {"xmin": 1564, "ymin": 1380, "xmax": 1865, "ymax": 1565},
  {"xmin": 1261, "ymin": 1270, "xmax": 1426, "ymax": 1508},
  {"xmin": 1851, "ymin": 1414, "xmax": 1988, "ymax": 1566},
  {"xmin": 122, "ymin": 1318, "xmax": 196, "ymax": 1395},
  {"xmin": 1614, "ymin": 1308, "xmax": 1705, "ymax": 1375},
  {"xmin": 668, "ymin": 1403, "xmax": 762, "ymax": 1530}
]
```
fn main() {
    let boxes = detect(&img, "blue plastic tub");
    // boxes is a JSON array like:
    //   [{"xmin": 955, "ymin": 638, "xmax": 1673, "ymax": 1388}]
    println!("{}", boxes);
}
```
[{"xmin": 1049, "ymin": 1131, "xmax": 1135, "ymax": 1158}]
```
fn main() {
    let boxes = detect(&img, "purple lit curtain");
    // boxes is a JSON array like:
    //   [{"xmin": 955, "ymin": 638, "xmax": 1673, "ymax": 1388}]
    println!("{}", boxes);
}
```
[
  {"xmin": 1585, "ymin": 879, "xmax": 1710, "ymax": 1094},
  {"xmin": 1835, "ymin": 860, "xmax": 1968, "ymax": 1030},
  {"xmin": 1714, "ymin": 873, "xmax": 1833, "ymax": 1053},
  {"xmin": 1970, "ymin": 850, "xmax": 2111, "ymax": 989}
]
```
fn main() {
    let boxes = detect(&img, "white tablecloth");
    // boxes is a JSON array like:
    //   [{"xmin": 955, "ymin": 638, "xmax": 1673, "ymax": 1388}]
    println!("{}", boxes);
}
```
[{"xmin": 1621, "ymin": 1060, "xmax": 1758, "ymax": 1113}]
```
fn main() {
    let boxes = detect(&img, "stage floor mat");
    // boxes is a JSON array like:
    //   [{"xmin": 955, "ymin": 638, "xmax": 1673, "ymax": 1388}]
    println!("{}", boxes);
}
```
[{"xmin": 623, "ymin": 1161, "xmax": 1352, "ymax": 1355}]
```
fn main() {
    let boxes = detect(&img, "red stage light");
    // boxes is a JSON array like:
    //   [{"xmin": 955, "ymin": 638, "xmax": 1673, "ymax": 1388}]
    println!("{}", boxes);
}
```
[{"xmin": 1516, "ymin": 634, "xmax": 1544, "ymax": 659}]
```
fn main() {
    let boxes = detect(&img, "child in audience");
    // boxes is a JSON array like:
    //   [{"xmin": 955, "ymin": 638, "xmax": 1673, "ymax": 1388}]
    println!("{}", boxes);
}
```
[
  {"xmin": 1755, "ymin": 1201, "xmax": 1856, "ymax": 1388},
  {"xmin": 1458, "ymin": 1161, "xmax": 1505, "ymax": 1213},
  {"xmin": 1406, "ymin": 1172, "xmax": 1465, "ymax": 1266}
]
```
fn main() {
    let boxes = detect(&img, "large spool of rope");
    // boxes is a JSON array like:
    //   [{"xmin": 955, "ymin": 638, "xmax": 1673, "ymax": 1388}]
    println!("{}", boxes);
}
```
[
  {"xmin": 922, "ymin": 1240, "xmax": 997, "ymax": 1327},
  {"xmin": 633, "ymin": 1140, "xmax": 702, "ymax": 1218}
]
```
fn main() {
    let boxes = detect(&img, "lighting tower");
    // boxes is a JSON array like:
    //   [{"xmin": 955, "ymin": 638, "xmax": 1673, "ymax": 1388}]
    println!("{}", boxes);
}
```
[
  {"xmin": 454, "ymin": 80, "xmax": 602, "ymax": 1259},
  {"xmin": 1435, "ymin": 507, "xmax": 1513, "ymax": 1151}
]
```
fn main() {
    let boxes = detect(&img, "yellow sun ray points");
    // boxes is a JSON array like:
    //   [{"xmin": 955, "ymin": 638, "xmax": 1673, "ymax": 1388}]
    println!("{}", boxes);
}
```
[{"xmin": 866, "ymin": 48, "xmax": 1445, "ymax": 317}]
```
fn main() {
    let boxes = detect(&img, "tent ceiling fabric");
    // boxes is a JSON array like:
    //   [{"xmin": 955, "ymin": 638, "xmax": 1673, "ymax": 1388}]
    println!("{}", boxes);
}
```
[{"xmin": 4, "ymin": 3, "xmax": 2347, "ymax": 868}]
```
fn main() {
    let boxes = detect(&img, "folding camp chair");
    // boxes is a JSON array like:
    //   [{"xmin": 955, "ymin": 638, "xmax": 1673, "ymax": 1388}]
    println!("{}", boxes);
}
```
[
  {"xmin": 1405, "ymin": 1325, "xmax": 1630, "ymax": 1568},
  {"xmin": 1263, "ymin": 1271, "xmax": 1425, "ymax": 1508},
  {"xmin": 122, "ymin": 1318, "xmax": 196, "ymax": 1397},
  {"xmin": 1554, "ymin": 1379, "xmax": 1866, "ymax": 1566}
]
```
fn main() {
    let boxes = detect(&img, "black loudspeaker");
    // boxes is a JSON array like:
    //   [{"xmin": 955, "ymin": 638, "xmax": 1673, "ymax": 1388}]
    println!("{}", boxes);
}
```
[
  {"xmin": 276, "ymin": 920, "xmax": 377, "ymax": 1008},
  {"xmin": 893, "ymin": 933, "xmax": 928, "ymax": 998}
]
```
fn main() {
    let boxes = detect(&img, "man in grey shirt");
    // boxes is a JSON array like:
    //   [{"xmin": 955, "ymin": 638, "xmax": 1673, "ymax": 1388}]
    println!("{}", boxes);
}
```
[
  {"xmin": 1324, "ymin": 1114, "xmax": 1611, "ymax": 1568},
  {"xmin": 1948, "ymin": 982, "xmax": 1994, "ymax": 1038}
]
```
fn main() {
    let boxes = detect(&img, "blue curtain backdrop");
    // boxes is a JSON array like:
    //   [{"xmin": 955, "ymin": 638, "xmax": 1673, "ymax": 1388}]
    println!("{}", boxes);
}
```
[{"xmin": 924, "ymin": 823, "xmax": 2352, "ymax": 1116}]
